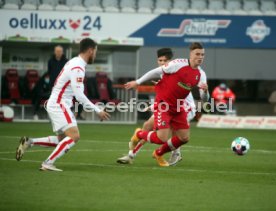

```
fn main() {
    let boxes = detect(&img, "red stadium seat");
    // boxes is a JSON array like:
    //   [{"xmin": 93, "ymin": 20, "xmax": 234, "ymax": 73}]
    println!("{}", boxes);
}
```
[
  {"xmin": 18, "ymin": 70, "xmax": 39, "ymax": 105},
  {"xmin": 95, "ymin": 72, "xmax": 120, "ymax": 105},
  {"xmin": 26, "ymin": 69, "xmax": 40, "ymax": 92},
  {"xmin": 96, "ymin": 72, "xmax": 110, "ymax": 101},
  {"xmin": 19, "ymin": 69, "xmax": 40, "ymax": 104},
  {"xmin": 5, "ymin": 69, "xmax": 20, "ymax": 101}
]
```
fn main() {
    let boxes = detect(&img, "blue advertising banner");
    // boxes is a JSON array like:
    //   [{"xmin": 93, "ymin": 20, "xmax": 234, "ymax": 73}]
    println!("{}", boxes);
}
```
[{"xmin": 130, "ymin": 15, "xmax": 276, "ymax": 48}]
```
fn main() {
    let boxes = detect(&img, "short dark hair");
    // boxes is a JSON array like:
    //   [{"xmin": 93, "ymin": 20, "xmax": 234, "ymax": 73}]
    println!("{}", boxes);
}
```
[
  {"xmin": 79, "ymin": 38, "xmax": 97, "ymax": 53},
  {"xmin": 189, "ymin": 42, "xmax": 204, "ymax": 51},
  {"xmin": 157, "ymin": 48, "xmax": 173, "ymax": 60}
]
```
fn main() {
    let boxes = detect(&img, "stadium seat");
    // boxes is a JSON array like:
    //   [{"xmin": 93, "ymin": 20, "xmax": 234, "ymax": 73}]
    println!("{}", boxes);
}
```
[
  {"xmin": 153, "ymin": 0, "xmax": 172, "ymax": 14},
  {"xmin": 186, "ymin": 0, "xmax": 207, "ymax": 14},
  {"xmin": 202, "ymin": 0, "xmax": 225, "ymax": 14},
  {"xmin": 5, "ymin": 69, "xmax": 20, "ymax": 102},
  {"xmin": 0, "ymin": 76, "xmax": 11, "ymax": 104},
  {"xmin": 120, "ymin": 0, "xmax": 136, "ymax": 13},
  {"xmin": 261, "ymin": 0, "xmax": 276, "ymax": 15},
  {"xmin": 226, "ymin": 0, "xmax": 248, "ymax": 15},
  {"xmin": 84, "ymin": 0, "xmax": 103, "ymax": 12},
  {"xmin": 137, "ymin": 0, "xmax": 153, "ymax": 13},
  {"xmin": 243, "ymin": 0, "xmax": 262, "ymax": 15},
  {"xmin": 95, "ymin": 72, "xmax": 120, "ymax": 104},
  {"xmin": 38, "ymin": 0, "xmax": 57, "ymax": 10},
  {"xmin": 66, "ymin": 0, "xmax": 86, "ymax": 11},
  {"xmin": 20, "ymin": 69, "xmax": 40, "ymax": 103},
  {"xmin": 2, "ymin": 0, "xmax": 20, "ymax": 9},
  {"xmin": 21, "ymin": 0, "xmax": 38, "ymax": 10},
  {"xmin": 170, "ymin": 0, "xmax": 189, "ymax": 14},
  {"xmin": 55, "ymin": 1, "xmax": 70, "ymax": 11},
  {"xmin": 102, "ymin": 0, "xmax": 119, "ymax": 13}
]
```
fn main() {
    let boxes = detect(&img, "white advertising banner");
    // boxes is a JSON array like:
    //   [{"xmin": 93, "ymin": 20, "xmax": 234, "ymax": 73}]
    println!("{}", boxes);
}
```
[
  {"xmin": 260, "ymin": 117, "xmax": 276, "ymax": 130},
  {"xmin": 197, "ymin": 115, "xmax": 276, "ymax": 130},
  {"xmin": 0, "ymin": 10, "xmax": 153, "ymax": 44},
  {"xmin": 239, "ymin": 116, "xmax": 264, "ymax": 129},
  {"xmin": 196, "ymin": 115, "xmax": 221, "ymax": 128}
]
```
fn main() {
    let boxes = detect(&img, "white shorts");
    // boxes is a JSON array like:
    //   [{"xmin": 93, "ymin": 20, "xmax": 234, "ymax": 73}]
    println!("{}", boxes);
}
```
[
  {"xmin": 187, "ymin": 109, "xmax": 196, "ymax": 122},
  {"xmin": 46, "ymin": 102, "xmax": 77, "ymax": 134}
]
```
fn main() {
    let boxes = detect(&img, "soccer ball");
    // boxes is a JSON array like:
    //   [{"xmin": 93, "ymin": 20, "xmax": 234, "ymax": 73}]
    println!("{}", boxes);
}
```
[{"xmin": 231, "ymin": 137, "xmax": 250, "ymax": 155}]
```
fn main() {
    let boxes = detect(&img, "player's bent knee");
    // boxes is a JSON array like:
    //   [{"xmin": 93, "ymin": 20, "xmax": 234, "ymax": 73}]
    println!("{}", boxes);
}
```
[
  {"xmin": 72, "ymin": 134, "xmax": 80, "ymax": 142},
  {"xmin": 157, "ymin": 134, "xmax": 168, "ymax": 142},
  {"xmin": 179, "ymin": 136, "xmax": 189, "ymax": 143}
]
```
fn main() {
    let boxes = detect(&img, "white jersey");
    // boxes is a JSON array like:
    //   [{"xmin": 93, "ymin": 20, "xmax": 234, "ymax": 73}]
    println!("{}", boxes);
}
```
[{"xmin": 48, "ymin": 56, "xmax": 101, "ymax": 113}]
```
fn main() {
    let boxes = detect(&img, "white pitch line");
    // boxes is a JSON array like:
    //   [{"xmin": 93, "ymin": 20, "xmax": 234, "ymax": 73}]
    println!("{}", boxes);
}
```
[
  {"xmin": 0, "ymin": 147, "xmax": 273, "ymax": 155},
  {"xmin": 0, "ymin": 157, "xmax": 275, "ymax": 176},
  {"xmin": 0, "ymin": 148, "xmax": 232, "ymax": 155},
  {"xmin": 1, "ymin": 135, "xmax": 276, "ymax": 154}
]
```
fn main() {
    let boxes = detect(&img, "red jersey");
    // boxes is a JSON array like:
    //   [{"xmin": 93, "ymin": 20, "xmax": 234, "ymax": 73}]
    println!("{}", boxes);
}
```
[
  {"xmin": 155, "ymin": 59, "xmax": 206, "ymax": 112},
  {"xmin": 212, "ymin": 87, "xmax": 236, "ymax": 104}
]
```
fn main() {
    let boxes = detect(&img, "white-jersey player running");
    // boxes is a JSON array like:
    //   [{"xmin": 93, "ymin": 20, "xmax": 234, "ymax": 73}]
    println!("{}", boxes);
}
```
[
  {"xmin": 16, "ymin": 38, "xmax": 110, "ymax": 171},
  {"xmin": 117, "ymin": 48, "xmax": 197, "ymax": 165}
]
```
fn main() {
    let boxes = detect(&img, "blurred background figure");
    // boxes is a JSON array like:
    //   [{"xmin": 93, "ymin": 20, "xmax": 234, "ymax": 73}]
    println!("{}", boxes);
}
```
[
  {"xmin": 212, "ymin": 83, "xmax": 236, "ymax": 115},
  {"xmin": 32, "ymin": 73, "xmax": 51, "ymax": 120},
  {"xmin": 269, "ymin": 90, "xmax": 276, "ymax": 114},
  {"xmin": 47, "ymin": 45, "xmax": 68, "ymax": 89}
]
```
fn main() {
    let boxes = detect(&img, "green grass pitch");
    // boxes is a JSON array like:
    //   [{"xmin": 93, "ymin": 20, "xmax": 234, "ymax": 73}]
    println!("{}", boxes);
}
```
[{"xmin": 0, "ymin": 122, "xmax": 276, "ymax": 210}]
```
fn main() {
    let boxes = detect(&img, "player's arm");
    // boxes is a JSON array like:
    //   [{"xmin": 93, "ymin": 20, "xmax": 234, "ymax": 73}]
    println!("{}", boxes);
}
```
[
  {"xmin": 70, "ymin": 70, "xmax": 110, "ymax": 120},
  {"xmin": 125, "ymin": 67, "xmax": 163, "ymax": 89},
  {"xmin": 125, "ymin": 60, "xmax": 182, "ymax": 89},
  {"xmin": 198, "ymin": 70, "xmax": 210, "ymax": 102}
]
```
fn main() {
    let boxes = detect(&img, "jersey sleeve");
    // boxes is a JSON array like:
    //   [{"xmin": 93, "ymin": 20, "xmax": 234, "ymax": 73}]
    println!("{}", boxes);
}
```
[
  {"xmin": 198, "ymin": 68, "xmax": 210, "ymax": 102},
  {"xmin": 70, "ymin": 69, "xmax": 102, "ymax": 113},
  {"xmin": 136, "ymin": 67, "xmax": 163, "ymax": 85},
  {"xmin": 162, "ymin": 58, "xmax": 189, "ymax": 74}
]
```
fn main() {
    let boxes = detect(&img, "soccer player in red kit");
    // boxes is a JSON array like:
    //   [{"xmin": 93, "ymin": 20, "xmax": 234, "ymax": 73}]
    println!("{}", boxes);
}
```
[
  {"xmin": 125, "ymin": 42, "xmax": 209, "ymax": 167},
  {"xmin": 16, "ymin": 38, "xmax": 110, "ymax": 171}
]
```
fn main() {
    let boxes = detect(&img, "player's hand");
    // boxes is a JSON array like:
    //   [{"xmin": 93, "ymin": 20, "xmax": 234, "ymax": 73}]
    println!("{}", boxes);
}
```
[
  {"xmin": 125, "ymin": 81, "xmax": 138, "ymax": 90},
  {"xmin": 97, "ymin": 110, "xmax": 110, "ymax": 121},
  {"xmin": 198, "ymin": 82, "xmax": 208, "ymax": 92},
  {"xmin": 142, "ymin": 106, "xmax": 152, "ymax": 112},
  {"xmin": 151, "ymin": 80, "xmax": 160, "ymax": 85}
]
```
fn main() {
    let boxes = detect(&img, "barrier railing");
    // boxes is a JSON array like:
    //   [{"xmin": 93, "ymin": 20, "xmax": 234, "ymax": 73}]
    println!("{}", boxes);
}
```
[{"xmin": 8, "ymin": 84, "xmax": 138, "ymax": 124}]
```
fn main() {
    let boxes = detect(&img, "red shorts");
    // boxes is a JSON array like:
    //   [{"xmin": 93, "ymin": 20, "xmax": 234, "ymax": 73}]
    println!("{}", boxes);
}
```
[{"xmin": 153, "ymin": 103, "xmax": 190, "ymax": 131}]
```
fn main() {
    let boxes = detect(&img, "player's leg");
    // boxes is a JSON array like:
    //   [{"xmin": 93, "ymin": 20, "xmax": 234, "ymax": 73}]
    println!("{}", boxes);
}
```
[
  {"xmin": 39, "ymin": 102, "xmax": 78, "ymax": 171},
  {"xmin": 131, "ymin": 109, "xmax": 171, "ymax": 167},
  {"xmin": 154, "ymin": 129, "xmax": 189, "ymax": 161},
  {"xmin": 129, "ymin": 115, "xmax": 155, "ymax": 155},
  {"xmin": 151, "ymin": 110, "xmax": 189, "ymax": 166},
  {"xmin": 117, "ymin": 115, "xmax": 155, "ymax": 164},
  {"xmin": 15, "ymin": 134, "xmax": 66, "ymax": 161},
  {"xmin": 135, "ymin": 105, "xmax": 171, "ymax": 145},
  {"xmin": 40, "ymin": 126, "xmax": 80, "ymax": 171},
  {"xmin": 168, "ymin": 109, "xmax": 195, "ymax": 165},
  {"xmin": 168, "ymin": 130, "xmax": 182, "ymax": 166}
]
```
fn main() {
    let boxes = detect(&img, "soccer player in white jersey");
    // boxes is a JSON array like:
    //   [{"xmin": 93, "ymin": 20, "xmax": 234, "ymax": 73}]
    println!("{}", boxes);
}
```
[
  {"xmin": 16, "ymin": 38, "xmax": 110, "ymax": 171},
  {"xmin": 117, "ymin": 48, "xmax": 197, "ymax": 165}
]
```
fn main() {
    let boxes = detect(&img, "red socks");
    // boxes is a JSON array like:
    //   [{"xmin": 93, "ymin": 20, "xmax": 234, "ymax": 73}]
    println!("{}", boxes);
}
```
[
  {"xmin": 137, "ymin": 131, "xmax": 163, "ymax": 145},
  {"xmin": 156, "ymin": 136, "xmax": 184, "ymax": 156}
]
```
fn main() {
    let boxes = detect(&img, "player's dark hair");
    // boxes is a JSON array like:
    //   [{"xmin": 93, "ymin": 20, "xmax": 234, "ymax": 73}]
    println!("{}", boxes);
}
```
[
  {"xmin": 79, "ymin": 38, "xmax": 97, "ymax": 53},
  {"xmin": 189, "ymin": 42, "xmax": 204, "ymax": 51},
  {"xmin": 157, "ymin": 48, "xmax": 173, "ymax": 60}
]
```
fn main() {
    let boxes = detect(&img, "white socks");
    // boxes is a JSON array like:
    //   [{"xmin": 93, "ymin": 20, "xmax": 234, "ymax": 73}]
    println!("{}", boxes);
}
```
[
  {"xmin": 45, "ymin": 137, "xmax": 75, "ymax": 164},
  {"xmin": 30, "ymin": 136, "xmax": 59, "ymax": 147}
]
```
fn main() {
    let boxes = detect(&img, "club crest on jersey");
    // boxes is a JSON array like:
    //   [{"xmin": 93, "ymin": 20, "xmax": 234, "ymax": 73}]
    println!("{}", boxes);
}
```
[
  {"xmin": 177, "ymin": 82, "xmax": 192, "ymax": 90},
  {"xmin": 76, "ymin": 77, "xmax": 83, "ymax": 83},
  {"xmin": 196, "ymin": 75, "xmax": 199, "ymax": 80}
]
